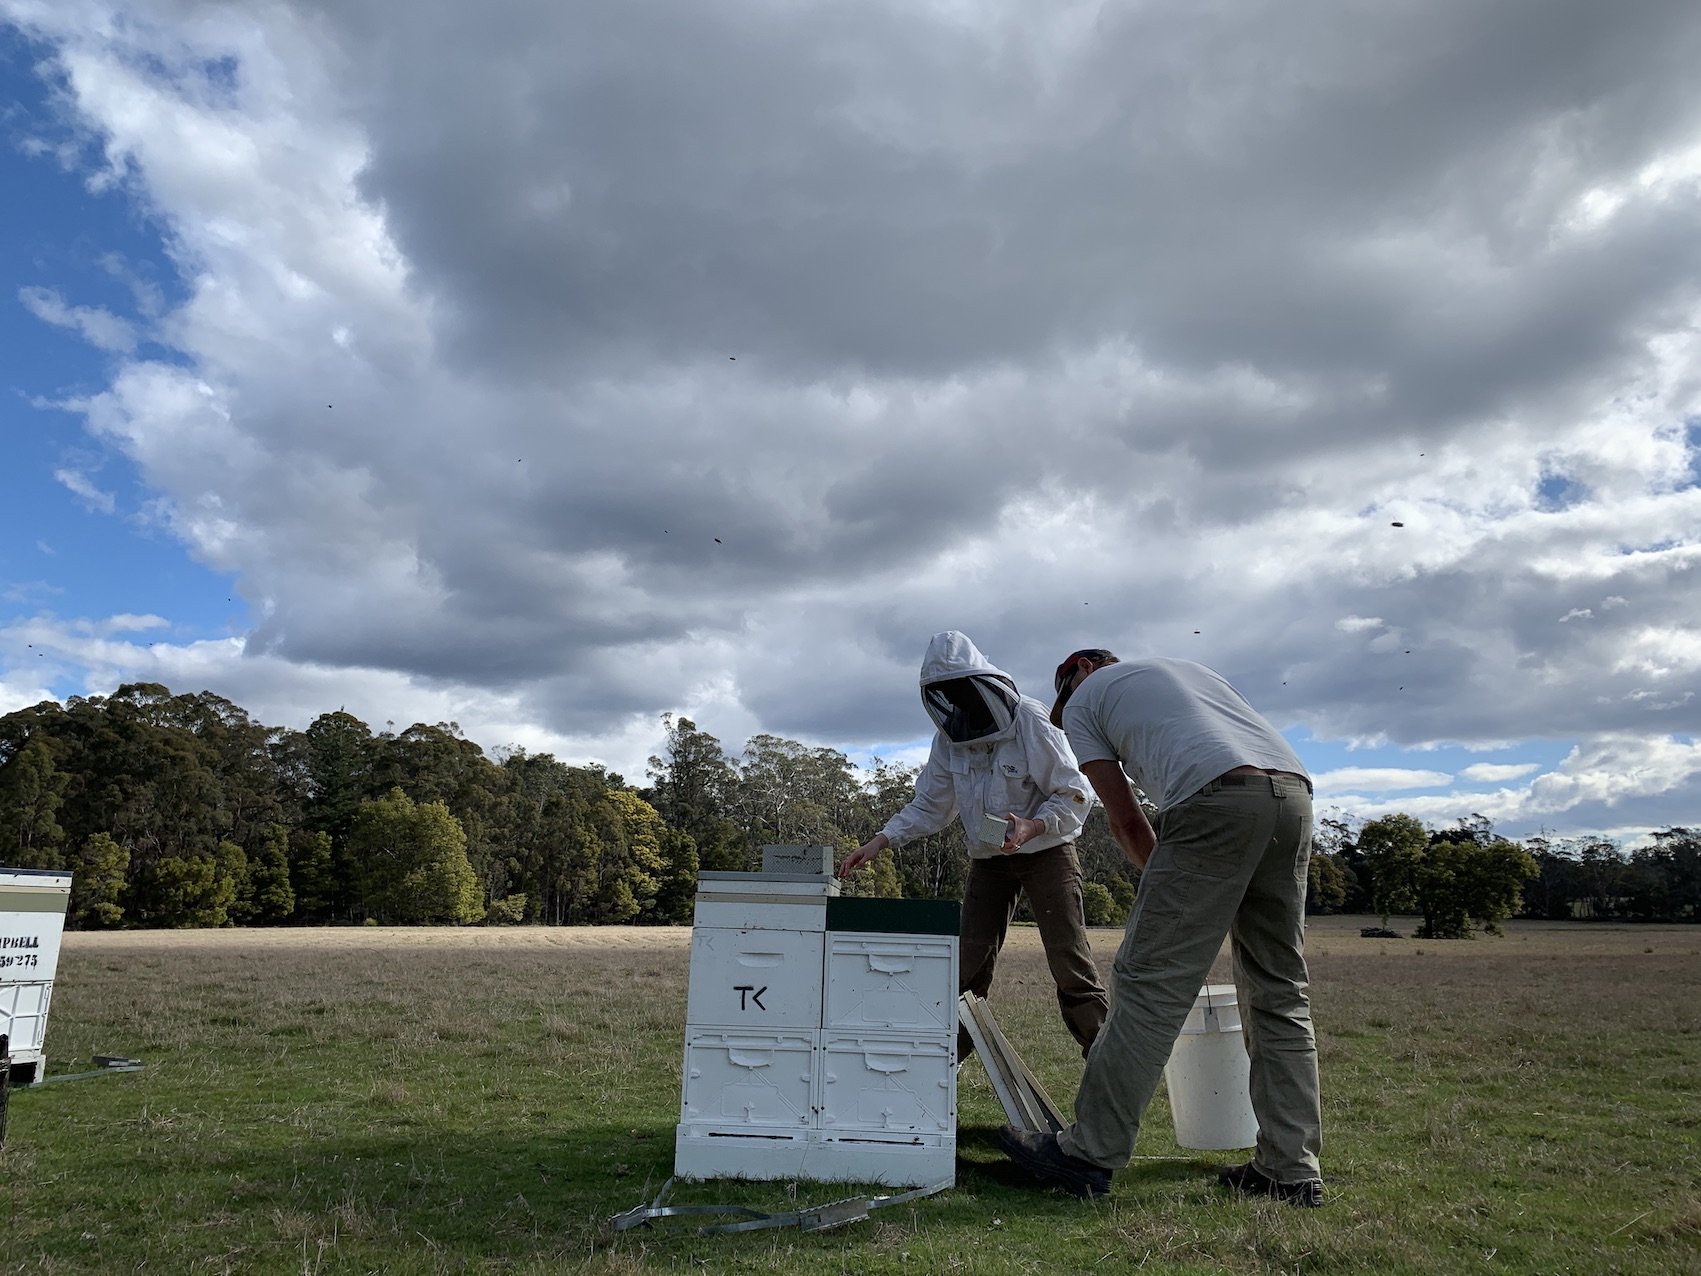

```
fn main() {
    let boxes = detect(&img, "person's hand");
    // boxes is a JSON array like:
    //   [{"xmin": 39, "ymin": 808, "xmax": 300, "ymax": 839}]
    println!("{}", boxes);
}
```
[
  {"xmin": 841, "ymin": 835, "xmax": 888, "ymax": 874},
  {"xmin": 1000, "ymin": 814, "xmax": 1044, "ymax": 854}
]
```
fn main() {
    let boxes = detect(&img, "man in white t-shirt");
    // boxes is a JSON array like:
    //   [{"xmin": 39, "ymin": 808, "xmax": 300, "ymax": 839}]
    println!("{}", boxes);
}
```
[{"xmin": 998, "ymin": 650, "xmax": 1324, "ymax": 1207}]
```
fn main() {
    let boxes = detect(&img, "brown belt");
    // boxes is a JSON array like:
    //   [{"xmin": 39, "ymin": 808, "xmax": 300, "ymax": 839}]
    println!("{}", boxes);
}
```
[{"xmin": 1213, "ymin": 771, "xmax": 1313, "ymax": 795}]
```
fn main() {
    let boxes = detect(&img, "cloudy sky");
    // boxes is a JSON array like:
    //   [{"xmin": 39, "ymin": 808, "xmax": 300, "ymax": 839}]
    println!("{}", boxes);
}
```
[{"xmin": 3, "ymin": 0, "xmax": 1699, "ymax": 846}]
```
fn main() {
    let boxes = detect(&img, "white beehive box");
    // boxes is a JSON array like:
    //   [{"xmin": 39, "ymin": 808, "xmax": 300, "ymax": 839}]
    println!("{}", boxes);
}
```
[
  {"xmin": 825, "ymin": 933, "xmax": 957, "ymax": 1034},
  {"xmin": 675, "ymin": 870, "xmax": 960, "ymax": 1187},
  {"xmin": 680, "ymin": 1029, "xmax": 816, "ymax": 1128},
  {"xmin": 1, "ymin": 867, "xmax": 73, "ymax": 1085},
  {"xmin": 818, "ymin": 1034, "xmax": 955, "ymax": 1134},
  {"xmin": 686, "ymin": 928, "xmax": 825, "ymax": 1029}
]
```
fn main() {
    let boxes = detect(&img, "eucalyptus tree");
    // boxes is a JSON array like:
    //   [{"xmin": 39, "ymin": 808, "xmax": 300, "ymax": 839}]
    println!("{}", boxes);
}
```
[
  {"xmin": 0, "ymin": 734, "xmax": 68, "ymax": 869},
  {"xmin": 733, "ymin": 734, "xmax": 863, "ymax": 852},
  {"xmin": 645, "ymin": 715, "xmax": 744, "ymax": 871},
  {"xmin": 347, "ymin": 788, "xmax": 483, "ymax": 925}
]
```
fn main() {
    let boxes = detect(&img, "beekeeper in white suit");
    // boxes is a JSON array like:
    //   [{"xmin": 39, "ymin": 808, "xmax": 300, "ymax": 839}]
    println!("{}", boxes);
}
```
[{"xmin": 842, "ymin": 631, "xmax": 1109, "ymax": 1058}]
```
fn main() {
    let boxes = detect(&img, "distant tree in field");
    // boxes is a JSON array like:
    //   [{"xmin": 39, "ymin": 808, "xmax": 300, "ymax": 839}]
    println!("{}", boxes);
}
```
[
  {"xmin": 1080, "ymin": 879, "xmax": 1119, "ymax": 925},
  {"xmin": 497, "ymin": 752, "xmax": 625, "ymax": 924},
  {"xmin": 288, "ymin": 829, "xmax": 337, "ymax": 921},
  {"xmin": 652, "ymin": 826, "xmax": 700, "ymax": 924},
  {"xmin": 1520, "ymin": 835, "xmax": 1576, "ymax": 919},
  {"xmin": 1651, "ymin": 827, "xmax": 1701, "ymax": 920},
  {"xmin": 214, "ymin": 839, "xmax": 250, "ymax": 921},
  {"xmin": 1359, "ymin": 813, "xmax": 1426, "ymax": 921},
  {"xmin": 151, "ymin": 847, "xmax": 238, "ymax": 927},
  {"xmin": 865, "ymin": 759, "xmax": 969, "ymax": 901},
  {"xmin": 1622, "ymin": 828, "xmax": 1701, "ymax": 922},
  {"xmin": 1306, "ymin": 851, "xmax": 1350, "ymax": 914},
  {"xmin": 369, "ymin": 721, "xmax": 508, "ymax": 903},
  {"xmin": 839, "ymin": 847, "xmax": 904, "ymax": 899},
  {"xmin": 1312, "ymin": 814, "xmax": 1371, "ymax": 911},
  {"xmin": 1457, "ymin": 836, "xmax": 1540, "ymax": 934},
  {"xmin": 236, "ymin": 824, "xmax": 295, "ymax": 924},
  {"xmin": 41, "ymin": 685, "xmax": 231, "ymax": 924},
  {"xmin": 1104, "ymin": 873, "xmax": 1135, "ymax": 916},
  {"xmin": 1076, "ymin": 807, "xmax": 1138, "ymax": 915},
  {"xmin": 1410, "ymin": 836, "xmax": 1474, "ymax": 936},
  {"xmin": 349, "ymin": 788, "xmax": 483, "ymax": 924},
  {"xmin": 645, "ymin": 715, "xmax": 746, "ymax": 871},
  {"xmin": 67, "ymin": 832, "xmax": 128, "ymax": 928},
  {"xmin": 302, "ymin": 711, "xmax": 376, "ymax": 910},
  {"xmin": 1368, "ymin": 816, "xmax": 1540, "ymax": 939},
  {"xmin": 485, "ymin": 893, "xmax": 528, "ymax": 924},
  {"xmin": 733, "ymin": 733, "xmax": 865, "ymax": 853},
  {"xmin": 601, "ymin": 789, "xmax": 674, "ymax": 922},
  {"xmin": 1573, "ymin": 838, "xmax": 1629, "ymax": 920},
  {"xmin": 0, "ymin": 734, "xmax": 68, "ymax": 869},
  {"xmin": 164, "ymin": 691, "xmax": 290, "ymax": 855}
]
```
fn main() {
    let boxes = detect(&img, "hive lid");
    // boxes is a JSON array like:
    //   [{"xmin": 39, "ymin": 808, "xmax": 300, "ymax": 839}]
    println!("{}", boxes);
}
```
[{"xmin": 695, "ymin": 871, "xmax": 842, "ymax": 898}]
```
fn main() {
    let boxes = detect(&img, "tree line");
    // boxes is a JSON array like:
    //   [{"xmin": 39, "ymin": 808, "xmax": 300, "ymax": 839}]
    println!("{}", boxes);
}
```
[
  {"xmin": 1304, "ymin": 813, "xmax": 1701, "ymax": 935},
  {"xmin": 2, "ymin": 685, "xmax": 1696, "ymax": 932}
]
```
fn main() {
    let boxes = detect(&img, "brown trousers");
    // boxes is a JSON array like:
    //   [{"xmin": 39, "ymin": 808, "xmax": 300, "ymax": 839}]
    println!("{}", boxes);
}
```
[{"xmin": 958, "ymin": 843, "xmax": 1109, "ymax": 1059}]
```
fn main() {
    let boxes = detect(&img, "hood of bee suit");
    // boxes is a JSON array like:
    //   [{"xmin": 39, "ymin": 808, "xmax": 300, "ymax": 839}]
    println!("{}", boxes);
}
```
[{"xmin": 918, "ymin": 631, "xmax": 1020, "ymax": 743}]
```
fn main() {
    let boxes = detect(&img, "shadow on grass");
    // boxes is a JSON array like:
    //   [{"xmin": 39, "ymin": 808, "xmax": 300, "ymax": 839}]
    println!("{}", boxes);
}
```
[
  {"xmin": 17, "ymin": 1108, "xmax": 1193, "ymax": 1268},
  {"xmin": 16, "ymin": 1109, "xmax": 1258, "ymax": 1271},
  {"xmin": 954, "ymin": 1121, "xmax": 1222, "ymax": 1187}
]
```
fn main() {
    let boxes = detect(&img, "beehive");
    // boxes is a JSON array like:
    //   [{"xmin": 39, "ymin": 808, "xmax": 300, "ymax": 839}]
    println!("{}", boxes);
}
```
[{"xmin": 675, "ymin": 850, "xmax": 959, "ymax": 1186}]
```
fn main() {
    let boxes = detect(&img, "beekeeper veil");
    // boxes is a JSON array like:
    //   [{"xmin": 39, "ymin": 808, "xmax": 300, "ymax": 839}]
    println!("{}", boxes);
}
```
[{"xmin": 918, "ymin": 631, "xmax": 1020, "ymax": 744}]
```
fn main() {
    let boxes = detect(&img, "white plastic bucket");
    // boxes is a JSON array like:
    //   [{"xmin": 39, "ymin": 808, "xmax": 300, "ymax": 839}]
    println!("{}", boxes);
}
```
[{"xmin": 1164, "ymin": 984, "xmax": 1257, "ymax": 1149}]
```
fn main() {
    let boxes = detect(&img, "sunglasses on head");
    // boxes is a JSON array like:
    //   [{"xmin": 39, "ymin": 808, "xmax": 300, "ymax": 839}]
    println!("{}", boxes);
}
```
[{"xmin": 1054, "ymin": 649, "xmax": 1115, "ymax": 694}]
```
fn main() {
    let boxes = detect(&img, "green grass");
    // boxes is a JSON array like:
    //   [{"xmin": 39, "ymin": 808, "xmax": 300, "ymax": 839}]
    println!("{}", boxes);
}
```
[{"xmin": 2, "ymin": 918, "xmax": 1698, "ymax": 1274}]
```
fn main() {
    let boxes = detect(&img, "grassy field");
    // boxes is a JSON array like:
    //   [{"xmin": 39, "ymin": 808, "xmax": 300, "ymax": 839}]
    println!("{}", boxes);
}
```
[{"xmin": 2, "ymin": 917, "xmax": 1698, "ymax": 1275}]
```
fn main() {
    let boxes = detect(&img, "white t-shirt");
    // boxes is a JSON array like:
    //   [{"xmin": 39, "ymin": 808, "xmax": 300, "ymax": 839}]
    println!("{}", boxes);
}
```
[{"xmin": 1062, "ymin": 658, "xmax": 1307, "ymax": 812}]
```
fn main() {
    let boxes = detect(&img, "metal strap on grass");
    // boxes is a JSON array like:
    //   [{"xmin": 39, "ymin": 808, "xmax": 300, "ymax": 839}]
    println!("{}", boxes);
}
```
[
  {"xmin": 35, "ymin": 1056, "xmax": 145, "ymax": 1085},
  {"xmin": 604, "ymin": 1175, "xmax": 951, "ymax": 1238}
]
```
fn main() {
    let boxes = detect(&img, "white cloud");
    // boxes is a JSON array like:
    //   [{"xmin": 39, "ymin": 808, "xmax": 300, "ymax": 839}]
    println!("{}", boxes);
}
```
[
  {"xmin": 81, "ymin": 613, "xmax": 172, "ymax": 638},
  {"xmin": 18, "ymin": 285, "xmax": 138, "ymax": 353},
  {"xmin": 0, "ymin": 675, "xmax": 59, "ymax": 717},
  {"xmin": 52, "ymin": 467, "xmax": 117, "ymax": 513},
  {"xmin": 1326, "ymin": 735, "xmax": 1701, "ymax": 840},
  {"xmin": 2, "ymin": 0, "xmax": 1701, "ymax": 840},
  {"xmin": 1, "ymin": 581, "xmax": 63, "ymax": 606},
  {"xmin": 1314, "ymin": 767, "xmax": 1452, "ymax": 793},
  {"xmin": 1529, "ymin": 736, "xmax": 1701, "ymax": 812},
  {"xmin": 1460, "ymin": 762, "xmax": 1541, "ymax": 783}
]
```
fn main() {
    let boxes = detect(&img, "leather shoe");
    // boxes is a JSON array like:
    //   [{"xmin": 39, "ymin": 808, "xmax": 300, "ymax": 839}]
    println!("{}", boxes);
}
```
[
  {"xmin": 996, "ymin": 1126, "xmax": 1112, "ymax": 1198},
  {"xmin": 1217, "ymin": 1160, "xmax": 1324, "ymax": 1207}
]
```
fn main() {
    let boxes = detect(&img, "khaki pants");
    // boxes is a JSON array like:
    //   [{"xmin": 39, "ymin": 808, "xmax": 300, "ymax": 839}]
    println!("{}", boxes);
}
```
[
  {"xmin": 959, "ymin": 843, "xmax": 1109, "ymax": 1058},
  {"xmin": 1058, "ymin": 774, "xmax": 1323, "ymax": 1183}
]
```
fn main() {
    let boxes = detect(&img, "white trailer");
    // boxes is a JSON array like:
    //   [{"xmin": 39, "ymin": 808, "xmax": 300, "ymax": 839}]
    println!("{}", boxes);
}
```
[{"xmin": 0, "ymin": 868, "xmax": 72, "ymax": 1085}]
